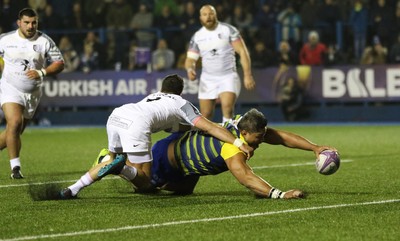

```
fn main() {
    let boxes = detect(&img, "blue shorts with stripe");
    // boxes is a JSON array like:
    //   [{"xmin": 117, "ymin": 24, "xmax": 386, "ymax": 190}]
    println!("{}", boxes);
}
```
[{"xmin": 151, "ymin": 132, "xmax": 186, "ymax": 187}]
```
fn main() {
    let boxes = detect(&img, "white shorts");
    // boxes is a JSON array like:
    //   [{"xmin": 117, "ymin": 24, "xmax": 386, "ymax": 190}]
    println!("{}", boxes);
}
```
[
  {"xmin": 0, "ymin": 80, "xmax": 42, "ymax": 119},
  {"xmin": 198, "ymin": 72, "xmax": 241, "ymax": 99},
  {"xmin": 106, "ymin": 109, "xmax": 153, "ymax": 163}
]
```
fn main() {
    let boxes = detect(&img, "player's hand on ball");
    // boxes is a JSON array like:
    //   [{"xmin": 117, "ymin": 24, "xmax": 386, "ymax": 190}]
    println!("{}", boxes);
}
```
[
  {"xmin": 314, "ymin": 146, "xmax": 338, "ymax": 158},
  {"xmin": 284, "ymin": 189, "xmax": 304, "ymax": 199}
]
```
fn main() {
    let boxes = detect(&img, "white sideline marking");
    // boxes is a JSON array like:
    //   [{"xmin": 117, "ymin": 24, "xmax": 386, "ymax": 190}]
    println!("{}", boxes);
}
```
[
  {"xmin": 0, "ymin": 160, "xmax": 353, "ymax": 189},
  {"xmin": 252, "ymin": 159, "xmax": 353, "ymax": 170},
  {"xmin": 0, "ymin": 199, "xmax": 398, "ymax": 241}
]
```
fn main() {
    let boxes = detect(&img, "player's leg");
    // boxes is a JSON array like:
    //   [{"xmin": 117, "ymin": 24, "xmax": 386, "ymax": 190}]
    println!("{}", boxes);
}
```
[
  {"xmin": 2, "ymin": 102, "xmax": 25, "ymax": 179},
  {"xmin": 162, "ymin": 176, "xmax": 200, "ymax": 195},
  {"xmin": 219, "ymin": 92, "xmax": 236, "ymax": 122},
  {"xmin": 60, "ymin": 152, "xmax": 126, "ymax": 198},
  {"xmin": 123, "ymin": 158, "xmax": 153, "ymax": 192},
  {"xmin": 198, "ymin": 99, "xmax": 216, "ymax": 120},
  {"xmin": 198, "ymin": 74, "xmax": 218, "ymax": 120},
  {"xmin": 217, "ymin": 73, "xmax": 241, "ymax": 123}
]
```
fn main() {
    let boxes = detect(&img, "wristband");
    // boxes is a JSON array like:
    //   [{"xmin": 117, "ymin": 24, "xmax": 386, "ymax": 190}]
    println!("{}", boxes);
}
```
[
  {"xmin": 233, "ymin": 138, "xmax": 243, "ymax": 148},
  {"xmin": 35, "ymin": 69, "xmax": 44, "ymax": 80},
  {"xmin": 41, "ymin": 68, "xmax": 47, "ymax": 76},
  {"xmin": 268, "ymin": 188, "xmax": 286, "ymax": 199}
]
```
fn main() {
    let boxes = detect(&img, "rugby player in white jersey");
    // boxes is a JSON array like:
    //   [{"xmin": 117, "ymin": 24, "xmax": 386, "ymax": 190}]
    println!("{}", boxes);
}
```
[
  {"xmin": 0, "ymin": 8, "xmax": 64, "ymax": 179},
  {"xmin": 184, "ymin": 5, "xmax": 255, "ymax": 123},
  {"xmin": 59, "ymin": 74, "xmax": 254, "ymax": 199}
]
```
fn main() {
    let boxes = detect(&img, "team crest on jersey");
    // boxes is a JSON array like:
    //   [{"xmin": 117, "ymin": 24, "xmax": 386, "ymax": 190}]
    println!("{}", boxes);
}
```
[{"xmin": 33, "ymin": 45, "xmax": 42, "ymax": 52}]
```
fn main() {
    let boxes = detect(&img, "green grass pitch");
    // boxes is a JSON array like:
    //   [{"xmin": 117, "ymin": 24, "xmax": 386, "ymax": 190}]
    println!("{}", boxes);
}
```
[{"xmin": 0, "ymin": 124, "xmax": 399, "ymax": 241}]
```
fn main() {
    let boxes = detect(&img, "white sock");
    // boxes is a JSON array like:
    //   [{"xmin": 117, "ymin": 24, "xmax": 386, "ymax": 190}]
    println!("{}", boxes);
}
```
[
  {"xmin": 68, "ymin": 172, "xmax": 94, "ymax": 196},
  {"xmin": 10, "ymin": 158, "xmax": 21, "ymax": 170},
  {"xmin": 120, "ymin": 165, "xmax": 138, "ymax": 181}
]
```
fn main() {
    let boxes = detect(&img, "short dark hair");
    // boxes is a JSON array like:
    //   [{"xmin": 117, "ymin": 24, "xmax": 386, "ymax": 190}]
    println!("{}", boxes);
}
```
[
  {"xmin": 18, "ymin": 8, "xmax": 38, "ymax": 19},
  {"xmin": 161, "ymin": 74, "xmax": 184, "ymax": 95},
  {"xmin": 237, "ymin": 108, "xmax": 267, "ymax": 133}
]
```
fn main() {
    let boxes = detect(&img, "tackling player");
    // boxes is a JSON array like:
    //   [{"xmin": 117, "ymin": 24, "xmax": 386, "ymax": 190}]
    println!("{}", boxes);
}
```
[{"xmin": 59, "ymin": 74, "xmax": 254, "ymax": 199}]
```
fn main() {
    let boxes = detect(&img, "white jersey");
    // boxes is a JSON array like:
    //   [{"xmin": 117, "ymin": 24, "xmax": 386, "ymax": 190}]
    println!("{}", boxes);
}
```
[
  {"xmin": 107, "ymin": 92, "xmax": 202, "ymax": 154},
  {"xmin": 111, "ymin": 92, "xmax": 201, "ymax": 133},
  {"xmin": 187, "ymin": 22, "xmax": 241, "ymax": 76},
  {"xmin": 0, "ymin": 30, "xmax": 64, "ymax": 93}
]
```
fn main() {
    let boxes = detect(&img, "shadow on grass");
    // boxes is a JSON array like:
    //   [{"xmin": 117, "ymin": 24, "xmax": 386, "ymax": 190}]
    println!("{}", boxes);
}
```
[{"xmin": 28, "ymin": 182, "xmax": 67, "ymax": 201}]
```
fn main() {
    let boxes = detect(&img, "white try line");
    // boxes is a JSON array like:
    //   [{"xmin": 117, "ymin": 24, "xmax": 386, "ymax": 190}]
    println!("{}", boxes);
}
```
[
  {"xmin": 0, "ymin": 160, "xmax": 353, "ymax": 189},
  {"xmin": 0, "ymin": 199, "xmax": 398, "ymax": 241}
]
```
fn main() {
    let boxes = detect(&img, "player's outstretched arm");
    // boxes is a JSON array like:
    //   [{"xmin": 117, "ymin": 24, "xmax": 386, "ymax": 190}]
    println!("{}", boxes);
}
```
[
  {"xmin": 226, "ymin": 154, "xmax": 303, "ymax": 199},
  {"xmin": 264, "ymin": 128, "xmax": 338, "ymax": 158}
]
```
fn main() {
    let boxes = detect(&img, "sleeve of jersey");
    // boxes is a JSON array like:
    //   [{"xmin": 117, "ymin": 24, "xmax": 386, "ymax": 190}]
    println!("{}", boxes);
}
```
[
  {"xmin": 179, "ymin": 100, "xmax": 202, "ymax": 126},
  {"xmin": 220, "ymin": 142, "xmax": 243, "ymax": 160},
  {"xmin": 187, "ymin": 37, "xmax": 200, "ymax": 60},
  {"xmin": 220, "ymin": 134, "xmax": 247, "ymax": 160},
  {"xmin": 46, "ymin": 36, "xmax": 64, "ymax": 63},
  {"xmin": 228, "ymin": 24, "xmax": 241, "ymax": 42}
]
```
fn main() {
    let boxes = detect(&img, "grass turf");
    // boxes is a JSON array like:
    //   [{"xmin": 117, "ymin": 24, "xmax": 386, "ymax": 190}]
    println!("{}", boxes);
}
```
[{"xmin": 0, "ymin": 125, "xmax": 399, "ymax": 241}]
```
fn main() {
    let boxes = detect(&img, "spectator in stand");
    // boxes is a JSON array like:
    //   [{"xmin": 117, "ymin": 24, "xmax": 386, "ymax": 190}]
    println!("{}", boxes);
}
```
[
  {"xmin": 279, "ymin": 77, "xmax": 307, "ymax": 122},
  {"xmin": 392, "ymin": 2, "xmax": 400, "ymax": 44},
  {"xmin": 67, "ymin": 1, "xmax": 87, "ymax": 51},
  {"xmin": 369, "ymin": 0, "xmax": 394, "ymax": 47},
  {"xmin": 389, "ymin": 33, "xmax": 400, "ymax": 63},
  {"xmin": 179, "ymin": 1, "xmax": 200, "ymax": 43},
  {"xmin": 153, "ymin": 0, "xmax": 180, "ymax": 18},
  {"xmin": 80, "ymin": 41, "xmax": 99, "ymax": 73},
  {"xmin": 277, "ymin": 3, "xmax": 302, "ymax": 50},
  {"xmin": 106, "ymin": 0, "xmax": 133, "ymax": 70},
  {"xmin": 152, "ymin": 38, "xmax": 175, "ymax": 71},
  {"xmin": 83, "ymin": 0, "xmax": 107, "ymax": 29},
  {"xmin": 47, "ymin": 0, "xmax": 73, "ymax": 29},
  {"xmin": 277, "ymin": 40, "xmax": 297, "ymax": 67},
  {"xmin": 214, "ymin": 1, "xmax": 232, "ymax": 23},
  {"xmin": 83, "ymin": 31, "xmax": 107, "ymax": 70},
  {"xmin": 40, "ymin": 3, "xmax": 62, "ymax": 30},
  {"xmin": 317, "ymin": 0, "xmax": 341, "ymax": 44},
  {"xmin": 226, "ymin": 4, "xmax": 253, "ymax": 40},
  {"xmin": 251, "ymin": 40, "xmax": 276, "ymax": 68},
  {"xmin": 299, "ymin": 0, "xmax": 321, "ymax": 44},
  {"xmin": 349, "ymin": 0, "xmax": 369, "ymax": 63},
  {"xmin": 254, "ymin": 2, "xmax": 278, "ymax": 48},
  {"xmin": 69, "ymin": 1, "xmax": 86, "ymax": 29},
  {"xmin": 130, "ymin": 3, "xmax": 154, "ymax": 49},
  {"xmin": 0, "ymin": 0, "xmax": 15, "ymax": 32},
  {"xmin": 299, "ymin": 31, "xmax": 327, "ymax": 65},
  {"xmin": 154, "ymin": 5, "xmax": 179, "ymax": 58},
  {"xmin": 323, "ymin": 44, "xmax": 345, "ymax": 66},
  {"xmin": 28, "ymin": 0, "xmax": 47, "ymax": 15},
  {"xmin": 360, "ymin": 35, "xmax": 388, "ymax": 65},
  {"xmin": 58, "ymin": 36, "xmax": 80, "ymax": 73}
]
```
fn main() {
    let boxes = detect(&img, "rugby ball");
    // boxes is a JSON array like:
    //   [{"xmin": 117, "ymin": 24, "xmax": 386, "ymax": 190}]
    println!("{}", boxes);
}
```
[{"xmin": 316, "ymin": 150, "xmax": 340, "ymax": 175}]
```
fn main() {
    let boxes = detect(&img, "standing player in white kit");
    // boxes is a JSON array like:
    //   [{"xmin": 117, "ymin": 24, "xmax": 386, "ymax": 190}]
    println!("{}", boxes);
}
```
[
  {"xmin": 0, "ymin": 8, "xmax": 64, "ymax": 179},
  {"xmin": 185, "ymin": 4, "xmax": 255, "ymax": 123}
]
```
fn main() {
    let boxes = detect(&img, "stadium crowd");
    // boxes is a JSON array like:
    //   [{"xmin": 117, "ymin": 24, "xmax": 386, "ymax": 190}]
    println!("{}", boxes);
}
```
[{"xmin": 2, "ymin": 0, "xmax": 400, "ymax": 72}]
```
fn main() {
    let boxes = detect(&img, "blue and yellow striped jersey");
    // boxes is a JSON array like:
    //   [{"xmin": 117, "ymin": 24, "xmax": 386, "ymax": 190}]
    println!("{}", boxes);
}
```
[{"xmin": 174, "ymin": 123, "xmax": 245, "ymax": 176}]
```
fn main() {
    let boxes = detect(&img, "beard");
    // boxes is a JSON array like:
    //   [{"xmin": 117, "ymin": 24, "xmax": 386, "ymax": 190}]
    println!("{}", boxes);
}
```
[
  {"xmin": 22, "ymin": 29, "xmax": 36, "ymax": 39},
  {"xmin": 201, "ymin": 19, "xmax": 217, "ymax": 30}
]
